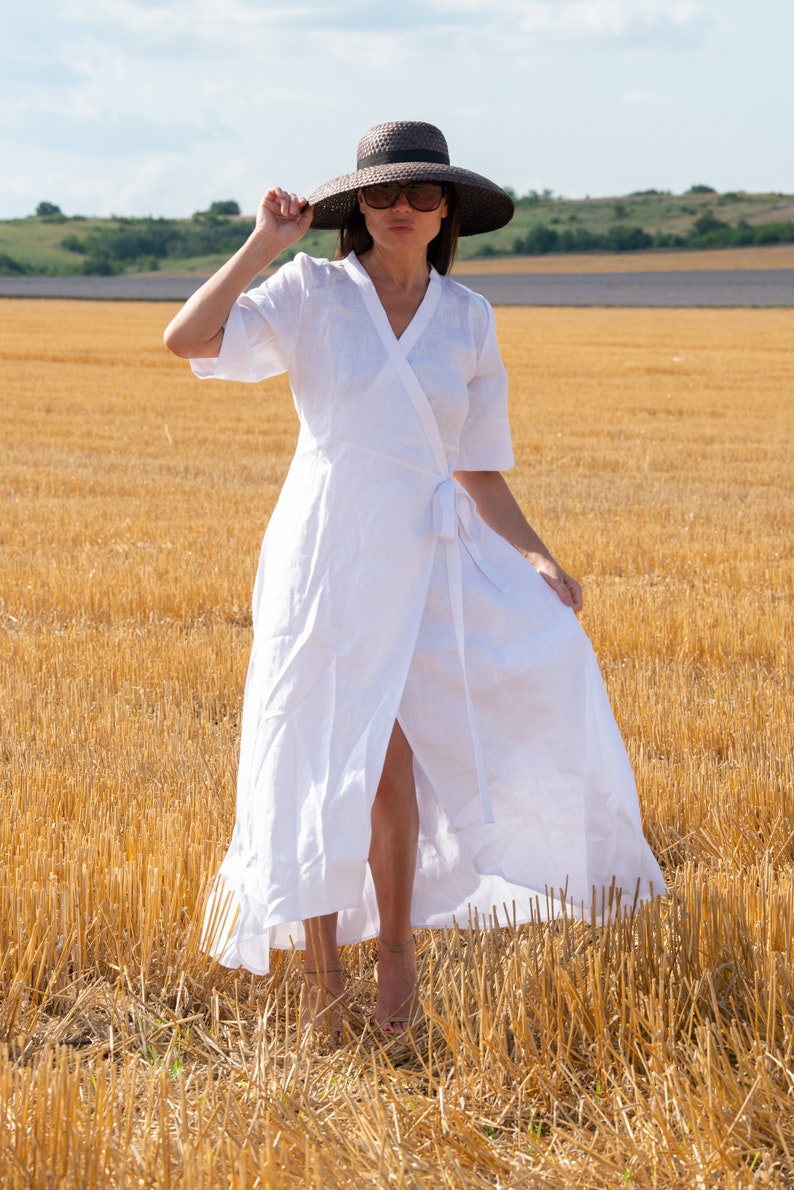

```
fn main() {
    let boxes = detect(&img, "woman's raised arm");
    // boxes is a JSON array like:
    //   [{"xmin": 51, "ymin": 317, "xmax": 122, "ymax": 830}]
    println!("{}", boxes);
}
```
[{"xmin": 163, "ymin": 188, "xmax": 313, "ymax": 359}]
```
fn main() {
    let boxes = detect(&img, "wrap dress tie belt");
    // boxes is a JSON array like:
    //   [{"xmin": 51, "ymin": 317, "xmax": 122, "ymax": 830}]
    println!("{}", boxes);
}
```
[
  {"xmin": 431, "ymin": 477, "xmax": 509, "ymax": 822},
  {"xmin": 344, "ymin": 257, "xmax": 506, "ymax": 824}
]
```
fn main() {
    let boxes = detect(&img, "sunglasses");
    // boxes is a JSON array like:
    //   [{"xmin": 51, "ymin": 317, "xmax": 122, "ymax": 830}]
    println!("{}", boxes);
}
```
[{"xmin": 361, "ymin": 181, "xmax": 446, "ymax": 212}]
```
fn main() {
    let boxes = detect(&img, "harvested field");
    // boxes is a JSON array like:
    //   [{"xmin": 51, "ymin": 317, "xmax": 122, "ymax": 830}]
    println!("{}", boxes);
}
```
[{"xmin": 1, "ymin": 300, "xmax": 792, "ymax": 1187}]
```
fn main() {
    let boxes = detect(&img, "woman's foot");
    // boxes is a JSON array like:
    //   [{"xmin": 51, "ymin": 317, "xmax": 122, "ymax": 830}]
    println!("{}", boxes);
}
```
[
  {"xmin": 303, "ymin": 963, "xmax": 348, "ymax": 1041},
  {"xmin": 373, "ymin": 935, "xmax": 421, "ymax": 1035}
]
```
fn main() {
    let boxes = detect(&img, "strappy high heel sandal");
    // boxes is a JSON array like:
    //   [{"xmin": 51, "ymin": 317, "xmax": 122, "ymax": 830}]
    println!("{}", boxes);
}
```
[{"xmin": 373, "ymin": 935, "xmax": 422, "ymax": 1035}]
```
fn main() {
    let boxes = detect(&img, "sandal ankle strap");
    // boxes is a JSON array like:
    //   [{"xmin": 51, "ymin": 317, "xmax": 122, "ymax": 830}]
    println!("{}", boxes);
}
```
[{"xmin": 377, "ymin": 934, "xmax": 416, "ymax": 953}]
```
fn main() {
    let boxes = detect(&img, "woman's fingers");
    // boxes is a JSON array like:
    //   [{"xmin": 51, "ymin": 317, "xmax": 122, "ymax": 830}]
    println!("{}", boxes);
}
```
[
  {"xmin": 262, "ymin": 187, "xmax": 309, "ymax": 222},
  {"xmin": 254, "ymin": 189, "xmax": 313, "ymax": 248},
  {"xmin": 566, "ymin": 576, "xmax": 584, "ymax": 614},
  {"xmin": 538, "ymin": 567, "xmax": 584, "ymax": 614}
]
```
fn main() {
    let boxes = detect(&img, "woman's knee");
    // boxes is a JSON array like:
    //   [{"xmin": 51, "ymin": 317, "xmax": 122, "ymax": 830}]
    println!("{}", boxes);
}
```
[{"xmin": 377, "ymin": 721, "xmax": 415, "ymax": 798}]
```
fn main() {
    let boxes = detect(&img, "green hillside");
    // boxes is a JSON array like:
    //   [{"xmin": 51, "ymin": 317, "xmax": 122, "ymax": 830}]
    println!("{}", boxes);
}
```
[{"xmin": 2, "ymin": 188, "xmax": 794, "ymax": 277}]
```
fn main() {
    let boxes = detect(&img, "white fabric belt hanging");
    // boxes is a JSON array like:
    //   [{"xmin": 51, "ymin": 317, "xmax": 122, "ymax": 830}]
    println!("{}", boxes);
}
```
[
  {"xmin": 431, "ymin": 477, "xmax": 503, "ymax": 823},
  {"xmin": 432, "ymin": 477, "xmax": 507, "ymax": 592}
]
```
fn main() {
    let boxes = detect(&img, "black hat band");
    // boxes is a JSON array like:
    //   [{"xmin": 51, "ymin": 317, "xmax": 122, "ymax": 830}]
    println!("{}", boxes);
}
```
[{"xmin": 356, "ymin": 148, "xmax": 450, "ymax": 169}]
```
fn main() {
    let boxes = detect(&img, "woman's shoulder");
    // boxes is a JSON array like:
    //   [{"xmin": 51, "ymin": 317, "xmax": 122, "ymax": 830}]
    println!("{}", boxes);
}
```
[
  {"xmin": 438, "ymin": 270, "xmax": 492, "ymax": 308},
  {"xmin": 253, "ymin": 252, "xmax": 345, "ymax": 302},
  {"xmin": 435, "ymin": 272, "xmax": 495, "ymax": 335},
  {"xmin": 276, "ymin": 252, "xmax": 345, "ymax": 282}
]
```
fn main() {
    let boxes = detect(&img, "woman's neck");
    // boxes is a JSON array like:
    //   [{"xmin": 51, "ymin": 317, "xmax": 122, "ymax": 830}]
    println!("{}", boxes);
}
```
[
  {"xmin": 355, "ymin": 245, "xmax": 432, "ymax": 339},
  {"xmin": 358, "ymin": 244, "xmax": 429, "ymax": 291}
]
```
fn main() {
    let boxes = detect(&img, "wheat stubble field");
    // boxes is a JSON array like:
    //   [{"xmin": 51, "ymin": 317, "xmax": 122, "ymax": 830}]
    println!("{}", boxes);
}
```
[{"xmin": 1, "ymin": 298, "xmax": 792, "ymax": 1187}]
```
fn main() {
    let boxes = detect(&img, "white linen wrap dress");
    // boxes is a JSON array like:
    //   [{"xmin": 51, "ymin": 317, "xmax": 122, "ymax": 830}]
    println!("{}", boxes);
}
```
[{"xmin": 193, "ymin": 251, "xmax": 665, "ymax": 975}]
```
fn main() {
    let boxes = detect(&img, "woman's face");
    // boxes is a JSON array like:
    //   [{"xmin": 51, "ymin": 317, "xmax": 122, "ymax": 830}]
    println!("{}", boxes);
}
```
[{"xmin": 357, "ymin": 180, "xmax": 448, "ymax": 255}]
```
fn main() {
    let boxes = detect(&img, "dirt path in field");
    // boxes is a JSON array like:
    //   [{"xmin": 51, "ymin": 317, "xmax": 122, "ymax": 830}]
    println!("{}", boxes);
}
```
[{"xmin": 457, "ymin": 268, "xmax": 794, "ymax": 307}]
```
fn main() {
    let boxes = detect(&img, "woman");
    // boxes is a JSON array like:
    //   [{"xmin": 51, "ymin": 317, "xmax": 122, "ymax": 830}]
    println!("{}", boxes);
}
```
[{"xmin": 164, "ymin": 121, "xmax": 664, "ymax": 1037}]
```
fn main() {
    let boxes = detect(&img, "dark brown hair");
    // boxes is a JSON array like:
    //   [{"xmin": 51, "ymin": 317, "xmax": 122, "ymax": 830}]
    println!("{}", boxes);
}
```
[{"xmin": 336, "ymin": 184, "xmax": 460, "ymax": 275}]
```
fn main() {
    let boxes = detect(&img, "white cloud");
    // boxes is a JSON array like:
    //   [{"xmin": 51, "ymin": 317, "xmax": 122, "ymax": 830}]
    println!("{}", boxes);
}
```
[
  {"xmin": 57, "ymin": 0, "xmax": 459, "ymax": 45},
  {"xmin": 434, "ymin": 0, "xmax": 708, "ymax": 49},
  {"xmin": 622, "ymin": 90, "xmax": 665, "ymax": 104},
  {"xmin": 50, "ymin": 0, "xmax": 711, "ymax": 60},
  {"xmin": 0, "ymin": 107, "xmax": 222, "ymax": 155},
  {"xmin": 313, "ymin": 29, "xmax": 416, "ymax": 70},
  {"xmin": 1, "ymin": 0, "xmax": 791, "ymax": 218}
]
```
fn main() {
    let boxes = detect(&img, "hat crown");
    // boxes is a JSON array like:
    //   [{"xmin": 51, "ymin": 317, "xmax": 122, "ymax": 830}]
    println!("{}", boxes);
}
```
[
  {"xmin": 356, "ymin": 121, "xmax": 450, "ymax": 170},
  {"xmin": 308, "ymin": 119, "xmax": 514, "ymax": 236}
]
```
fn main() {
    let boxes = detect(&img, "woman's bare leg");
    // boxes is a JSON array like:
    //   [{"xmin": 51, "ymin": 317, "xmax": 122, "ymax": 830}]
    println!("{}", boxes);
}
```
[
  {"xmin": 303, "ymin": 912, "xmax": 341, "ymax": 971},
  {"xmin": 369, "ymin": 720, "xmax": 420, "ymax": 1028},
  {"xmin": 302, "ymin": 912, "xmax": 345, "ymax": 1032},
  {"xmin": 302, "ymin": 721, "xmax": 419, "ymax": 1031}
]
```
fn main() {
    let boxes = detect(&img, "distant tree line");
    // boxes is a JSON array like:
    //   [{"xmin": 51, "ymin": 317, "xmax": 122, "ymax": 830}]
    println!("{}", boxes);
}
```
[
  {"xmin": 510, "ymin": 213, "xmax": 794, "ymax": 256},
  {"xmin": 2, "ymin": 193, "xmax": 794, "ymax": 276},
  {"xmin": 0, "ymin": 252, "xmax": 26, "ymax": 274},
  {"xmin": 36, "ymin": 201, "xmax": 65, "ymax": 219},
  {"xmin": 59, "ymin": 202, "xmax": 252, "ymax": 274},
  {"xmin": 510, "ymin": 224, "xmax": 656, "ymax": 255}
]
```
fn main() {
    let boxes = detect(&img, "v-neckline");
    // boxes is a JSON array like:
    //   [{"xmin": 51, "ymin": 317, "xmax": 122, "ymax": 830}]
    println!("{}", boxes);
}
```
[{"xmin": 344, "ymin": 252, "xmax": 440, "ymax": 353}]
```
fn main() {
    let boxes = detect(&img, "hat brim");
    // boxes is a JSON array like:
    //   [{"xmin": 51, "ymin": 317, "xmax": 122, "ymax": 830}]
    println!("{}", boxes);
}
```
[{"xmin": 307, "ymin": 161, "xmax": 514, "ymax": 236}]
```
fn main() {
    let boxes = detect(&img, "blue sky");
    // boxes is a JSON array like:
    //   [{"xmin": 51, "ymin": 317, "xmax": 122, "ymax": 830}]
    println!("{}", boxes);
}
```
[{"xmin": 1, "ymin": 0, "xmax": 791, "ymax": 219}]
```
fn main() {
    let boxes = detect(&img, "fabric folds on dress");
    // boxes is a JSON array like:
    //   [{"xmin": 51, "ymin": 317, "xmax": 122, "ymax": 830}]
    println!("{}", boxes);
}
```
[{"xmin": 192, "ymin": 252, "xmax": 665, "ymax": 975}]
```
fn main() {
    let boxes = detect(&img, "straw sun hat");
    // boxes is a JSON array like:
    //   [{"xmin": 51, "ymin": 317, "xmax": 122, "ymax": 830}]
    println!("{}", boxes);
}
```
[{"xmin": 308, "ymin": 121, "xmax": 515, "ymax": 237}]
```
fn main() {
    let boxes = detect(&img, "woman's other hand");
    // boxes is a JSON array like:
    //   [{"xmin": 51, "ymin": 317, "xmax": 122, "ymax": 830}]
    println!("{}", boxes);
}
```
[
  {"xmin": 526, "ymin": 555, "xmax": 584, "ymax": 614},
  {"xmin": 453, "ymin": 470, "xmax": 584, "ymax": 615}
]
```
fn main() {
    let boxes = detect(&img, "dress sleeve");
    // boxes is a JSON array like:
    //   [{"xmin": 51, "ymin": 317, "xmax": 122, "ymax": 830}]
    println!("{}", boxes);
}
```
[
  {"xmin": 189, "ymin": 254, "xmax": 312, "ymax": 383},
  {"xmin": 456, "ymin": 300, "xmax": 515, "ymax": 472}
]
